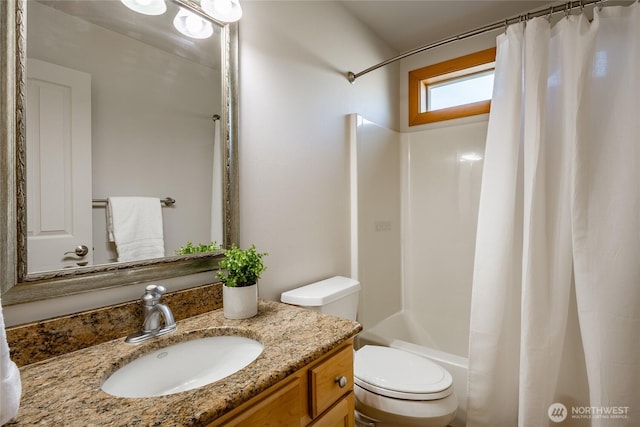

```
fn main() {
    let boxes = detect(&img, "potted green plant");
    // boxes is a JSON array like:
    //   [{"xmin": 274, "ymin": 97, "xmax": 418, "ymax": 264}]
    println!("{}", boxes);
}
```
[
  {"xmin": 175, "ymin": 241, "xmax": 219, "ymax": 255},
  {"xmin": 217, "ymin": 244, "xmax": 267, "ymax": 319}
]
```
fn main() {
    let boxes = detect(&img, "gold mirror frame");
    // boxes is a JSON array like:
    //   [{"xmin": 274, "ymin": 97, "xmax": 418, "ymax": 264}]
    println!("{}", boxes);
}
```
[{"xmin": 0, "ymin": 0, "xmax": 239, "ymax": 305}]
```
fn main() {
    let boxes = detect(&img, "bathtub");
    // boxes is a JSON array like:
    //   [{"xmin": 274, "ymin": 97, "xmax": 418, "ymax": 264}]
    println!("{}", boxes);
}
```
[{"xmin": 356, "ymin": 311, "xmax": 469, "ymax": 427}]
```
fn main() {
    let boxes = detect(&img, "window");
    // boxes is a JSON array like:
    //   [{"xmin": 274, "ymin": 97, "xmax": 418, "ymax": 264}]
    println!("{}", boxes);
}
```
[{"xmin": 409, "ymin": 48, "xmax": 496, "ymax": 126}]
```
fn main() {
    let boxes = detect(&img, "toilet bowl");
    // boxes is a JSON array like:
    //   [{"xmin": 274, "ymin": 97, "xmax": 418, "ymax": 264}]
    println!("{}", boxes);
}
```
[
  {"xmin": 281, "ymin": 276, "xmax": 459, "ymax": 427},
  {"xmin": 354, "ymin": 345, "xmax": 457, "ymax": 427}
]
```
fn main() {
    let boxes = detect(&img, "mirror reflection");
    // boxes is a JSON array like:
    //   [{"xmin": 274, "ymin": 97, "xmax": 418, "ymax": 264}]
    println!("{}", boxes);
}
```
[{"xmin": 26, "ymin": 0, "xmax": 224, "ymax": 273}]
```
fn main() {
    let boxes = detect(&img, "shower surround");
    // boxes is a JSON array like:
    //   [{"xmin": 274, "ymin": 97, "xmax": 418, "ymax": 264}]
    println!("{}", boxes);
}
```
[{"xmin": 351, "ymin": 113, "xmax": 487, "ymax": 426}]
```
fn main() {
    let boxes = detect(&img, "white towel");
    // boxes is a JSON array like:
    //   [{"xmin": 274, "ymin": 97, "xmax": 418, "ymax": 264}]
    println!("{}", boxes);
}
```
[
  {"xmin": 0, "ymin": 297, "xmax": 21, "ymax": 425},
  {"xmin": 107, "ymin": 197, "xmax": 165, "ymax": 262}
]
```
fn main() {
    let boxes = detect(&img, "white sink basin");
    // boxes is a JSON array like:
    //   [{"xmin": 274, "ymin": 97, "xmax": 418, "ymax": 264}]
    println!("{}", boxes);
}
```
[{"xmin": 101, "ymin": 335, "xmax": 263, "ymax": 397}]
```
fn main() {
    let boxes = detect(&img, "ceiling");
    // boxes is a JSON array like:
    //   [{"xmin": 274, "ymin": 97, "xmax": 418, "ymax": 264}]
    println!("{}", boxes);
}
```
[
  {"xmin": 36, "ymin": 0, "xmax": 221, "ymax": 68},
  {"xmin": 340, "ymin": 0, "xmax": 554, "ymax": 53},
  {"xmin": 38, "ymin": 1, "xmax": 561, "ymax": 69}
]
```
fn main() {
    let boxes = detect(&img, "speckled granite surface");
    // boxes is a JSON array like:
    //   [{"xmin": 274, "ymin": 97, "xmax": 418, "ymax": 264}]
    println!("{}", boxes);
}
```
[
  {"xmin": 6, "ymin": 300, "xmax": 361, "ymax": 426},
  {"xmin": 6, "ymin": 283, "xmax": 223, "ymax": 367}
]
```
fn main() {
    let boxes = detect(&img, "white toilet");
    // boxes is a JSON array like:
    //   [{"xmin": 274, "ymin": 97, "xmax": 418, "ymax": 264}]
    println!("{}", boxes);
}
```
[{"xmin": 281, "ymin": 276, "xmax": 457, "ymax": 427}]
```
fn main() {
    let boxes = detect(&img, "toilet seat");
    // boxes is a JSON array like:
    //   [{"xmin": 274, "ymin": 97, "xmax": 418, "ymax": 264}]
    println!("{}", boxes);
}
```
[{"xmin": 354, "ymin": 345, "xmax": 453, "ymax": 401}]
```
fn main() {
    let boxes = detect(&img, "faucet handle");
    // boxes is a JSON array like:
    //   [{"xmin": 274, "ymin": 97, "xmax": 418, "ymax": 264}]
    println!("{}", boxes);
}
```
[
  {"xmin": 145, "ymin": 284, "xmax": 166, "ymax": 295},
  {"xmin": 142, "ymin": 285, "xmax": 167, "ymax": 305}
]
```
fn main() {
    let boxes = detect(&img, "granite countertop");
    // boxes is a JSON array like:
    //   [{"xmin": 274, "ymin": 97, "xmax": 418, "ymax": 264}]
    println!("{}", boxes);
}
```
[{"xmin": 8, "ymin": 300, "xmax": 362, "ymax": 426}]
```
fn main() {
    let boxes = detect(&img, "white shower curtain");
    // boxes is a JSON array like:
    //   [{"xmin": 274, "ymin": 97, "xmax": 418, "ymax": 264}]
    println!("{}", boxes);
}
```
[{"xmin": 467, "ymin": 4, "xmax": 640, "ymax": 426}]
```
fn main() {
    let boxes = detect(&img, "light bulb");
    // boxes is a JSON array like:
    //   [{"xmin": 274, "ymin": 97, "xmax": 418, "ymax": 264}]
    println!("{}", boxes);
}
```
[
  {"xmin": 120, "ymin": 0, "xmax": 166, "ymax": 15},
  {"xmin": 213, "ymin": 0, "xmax": 232, "ymax": 16},
  {"xmin": 201, "ymin": 0, "xmax": 242, "ymax": 23},
  {"xmin": 186, "ymin": 14, "xmax": 204, "ymax": 34},
  {"xmin": 173, "ymin": 8, "xmax": 214, "ymax": 39}
]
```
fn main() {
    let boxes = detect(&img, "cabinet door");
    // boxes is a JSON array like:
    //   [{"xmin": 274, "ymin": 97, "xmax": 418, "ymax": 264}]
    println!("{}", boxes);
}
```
[
  {"xmin": 308, "ymin": 393, "xmax": 354, "ymax": 427},
  {"xmin": 218, "ymin": 378, "xmax": 301, "ymax": 426},
  {"xmin": 309, "ymin": 345, "xmax": 354, "ymax": 418}
]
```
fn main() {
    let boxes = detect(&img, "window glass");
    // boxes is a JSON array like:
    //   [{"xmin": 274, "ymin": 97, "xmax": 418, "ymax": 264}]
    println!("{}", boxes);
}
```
[
  {"xmin": 427, "ymin": 70, "xmax": 494, "ymax": 111},
  {"xmin": 408, "ymin": 48, "xmax": 496, "ymax": 126}
]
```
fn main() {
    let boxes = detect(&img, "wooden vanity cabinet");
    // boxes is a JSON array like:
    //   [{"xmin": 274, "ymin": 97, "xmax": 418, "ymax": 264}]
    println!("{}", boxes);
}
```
[{"xmin": 208, "ymin": 339, "xmax": 355, "ymax": 427}]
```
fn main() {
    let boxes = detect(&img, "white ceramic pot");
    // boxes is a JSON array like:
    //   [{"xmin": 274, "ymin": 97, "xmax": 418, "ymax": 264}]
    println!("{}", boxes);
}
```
[{"xmin": 223, "ymin": 283, "xmax": 258, "ymax": 319}]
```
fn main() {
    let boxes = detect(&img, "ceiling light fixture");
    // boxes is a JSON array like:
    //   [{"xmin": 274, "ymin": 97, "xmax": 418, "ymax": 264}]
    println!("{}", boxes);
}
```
[
  {"xmin": 201, "ymin": 0, "xmax": 242, "ymax": 23},
  {"xmin": 173, "ymin": 7, "xmax": 214, "ymax": 39},
  {"xmin": 120, "ymin": 0, "xmax": 167, "ymax": 15}
]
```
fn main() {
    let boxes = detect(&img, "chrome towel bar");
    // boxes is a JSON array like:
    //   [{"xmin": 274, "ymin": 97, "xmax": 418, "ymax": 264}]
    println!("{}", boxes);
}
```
[{"xmin": 92, "ymin": 197, "xmax": 176, "ymax": 207}]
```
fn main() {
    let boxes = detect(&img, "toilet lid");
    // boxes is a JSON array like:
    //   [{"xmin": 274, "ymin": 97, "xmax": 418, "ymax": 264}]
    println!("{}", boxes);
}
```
[{"xmin": 354, "ymin": 345, "xmax": 453, "ymax": 401}]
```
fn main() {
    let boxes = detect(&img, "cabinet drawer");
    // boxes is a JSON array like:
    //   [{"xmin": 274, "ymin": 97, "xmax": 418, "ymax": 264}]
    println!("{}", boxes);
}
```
[{"xmin": 309, "ymin": 344, "xmax": 354, "ymax": 418}]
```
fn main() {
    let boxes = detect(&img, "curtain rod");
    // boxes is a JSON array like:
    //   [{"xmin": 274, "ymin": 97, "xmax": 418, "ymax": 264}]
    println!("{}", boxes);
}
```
[{"xmin": 347, "ymin": 0, "xmax": 606, "ymax": 83}]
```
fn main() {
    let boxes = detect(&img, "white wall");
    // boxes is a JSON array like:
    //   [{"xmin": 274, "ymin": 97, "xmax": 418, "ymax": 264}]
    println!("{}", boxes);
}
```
[
  {"xmin": 238, "ymin": 1, "xmax": 399, "ymax": 302},
  {"xmin": 353, "ymin": 116, "xmax": 402, "ymax": 330}
]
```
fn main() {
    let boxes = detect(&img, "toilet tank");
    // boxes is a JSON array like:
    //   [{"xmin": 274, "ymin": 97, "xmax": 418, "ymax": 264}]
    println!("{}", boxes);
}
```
[{"xmin": 280, "ymin": 276, "xmax": 360, "ymax": 320}]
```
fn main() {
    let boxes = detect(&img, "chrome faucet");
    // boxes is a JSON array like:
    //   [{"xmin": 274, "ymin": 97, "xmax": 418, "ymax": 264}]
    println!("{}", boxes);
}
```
[{"xmin": 125, "ymin": 285, "xmax": 177, "ymax": 344}]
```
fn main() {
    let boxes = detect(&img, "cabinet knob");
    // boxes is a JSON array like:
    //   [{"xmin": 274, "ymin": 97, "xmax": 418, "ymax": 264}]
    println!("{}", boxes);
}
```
[{"xmin": 335, "ymin": 375, "xmax": 348, "ymax": 388}]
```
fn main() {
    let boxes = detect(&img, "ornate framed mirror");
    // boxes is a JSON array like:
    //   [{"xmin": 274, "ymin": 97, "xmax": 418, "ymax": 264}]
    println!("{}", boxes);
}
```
[{"xmin": 0, "ymin": 0, "xmax": 239, "ymax": 305}]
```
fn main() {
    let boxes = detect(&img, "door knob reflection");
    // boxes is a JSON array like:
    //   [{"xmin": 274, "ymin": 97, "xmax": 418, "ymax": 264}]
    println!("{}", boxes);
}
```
[{"xmin": 64, "ymin": 245, "xmax": 89, "ymax": 257}]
